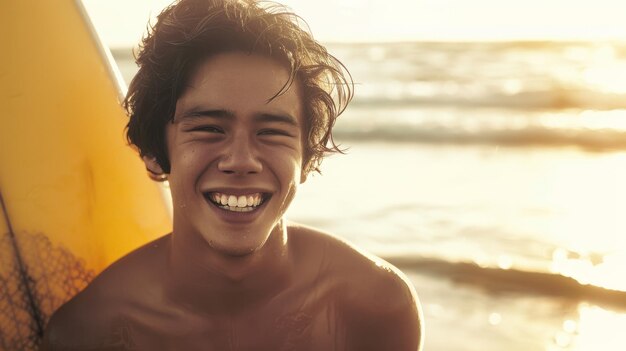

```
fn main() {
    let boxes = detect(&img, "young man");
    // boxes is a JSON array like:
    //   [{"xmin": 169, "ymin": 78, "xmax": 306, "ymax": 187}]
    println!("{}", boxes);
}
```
[{"xmin": 42, "ymin": 0, "xmax": 423, "ymax": 350}]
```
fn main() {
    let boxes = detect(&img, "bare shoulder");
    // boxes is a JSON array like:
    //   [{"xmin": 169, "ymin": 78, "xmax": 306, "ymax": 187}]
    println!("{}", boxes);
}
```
[
  {"xmin": 288, "ymin": 223, "xmax": 419, "ymax": 305},
  {"xmin": 289, "ymin": 224, "xmax": 424, "ymax": 351},
  {"xmin": 41, "ymin": 235, "xmax": 171, "ymax": 350}
]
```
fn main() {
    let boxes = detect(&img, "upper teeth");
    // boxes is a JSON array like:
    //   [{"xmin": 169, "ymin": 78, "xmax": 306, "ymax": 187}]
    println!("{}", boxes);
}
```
[{"xmin": 211, "ymin": 192, "xmax": 263, "ymax": 208}]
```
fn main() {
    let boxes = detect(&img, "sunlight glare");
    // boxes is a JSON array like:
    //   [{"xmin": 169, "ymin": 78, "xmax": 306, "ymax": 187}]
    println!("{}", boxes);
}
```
[
  {"xmin": 563, "ymin": 319, "xmax": 577, "ymax": 334},
  {"xmin": 589, "ymin": 253, "xmax": 626, "ymax": 292},
  {"xmin": 578, "ymin": 110, "xmax": 626, "ymax": 131},
  {"xmin": 497, "ymin": 255, "xmax": 513, "ymax": 270},
  {"xmin": 488, "ymin": 312, "xmax": 502, "ymax": 325},
  {"xmin": 543, "ymin": 151, "xmax": 626, "ymax": 292},
  {"xmin": 572, "ymin": 305, "xmax": 626, "ymax": 351},
  {"xmin": 583, "ymin": 66, "xmax": 626, "ymax": 94}
]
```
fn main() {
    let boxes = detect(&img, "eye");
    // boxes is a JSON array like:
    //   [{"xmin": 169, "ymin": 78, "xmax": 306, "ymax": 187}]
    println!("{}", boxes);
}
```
[
  {"xmin": 258, "ymin": 129, "xmax": 292, "ymax": 137},
  {"xmin": 189, "ymin": 125, "xmax": 224, "ymax": 133}
]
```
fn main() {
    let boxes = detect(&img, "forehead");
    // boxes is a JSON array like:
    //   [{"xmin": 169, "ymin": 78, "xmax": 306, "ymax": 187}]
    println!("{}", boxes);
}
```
[{"xmin": 175, "ymin": 52, "xmax": 303, "ymax": 124}]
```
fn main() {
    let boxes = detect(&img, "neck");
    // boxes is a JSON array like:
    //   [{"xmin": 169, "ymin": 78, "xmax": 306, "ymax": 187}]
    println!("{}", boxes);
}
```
[{"xmin": 165, "ymin": 220, "xmax": 293, "ymax": 314}]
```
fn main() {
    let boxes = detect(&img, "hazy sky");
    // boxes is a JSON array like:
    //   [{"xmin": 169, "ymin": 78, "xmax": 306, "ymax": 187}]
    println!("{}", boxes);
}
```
[{"xmin": 82, "ymin": 0, "xmax": 626, "ymax": 48}]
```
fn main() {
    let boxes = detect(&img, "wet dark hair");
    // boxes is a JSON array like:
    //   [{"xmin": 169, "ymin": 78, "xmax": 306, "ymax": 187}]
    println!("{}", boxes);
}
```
[{"xmin": 124, "ymin": 0, "xmax": 353, "ymax": 176}]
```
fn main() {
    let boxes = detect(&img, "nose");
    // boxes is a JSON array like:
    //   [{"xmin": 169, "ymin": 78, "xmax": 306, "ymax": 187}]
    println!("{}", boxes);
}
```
[{"xmin": 217, "ymin": 138, "xmax": 263, "ymax": 175}]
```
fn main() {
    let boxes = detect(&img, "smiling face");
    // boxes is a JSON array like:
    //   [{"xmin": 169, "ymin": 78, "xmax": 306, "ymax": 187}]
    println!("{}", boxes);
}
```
[{"xmin": 156, "ymin": 52, "xmax": 304, "ymax": 256}]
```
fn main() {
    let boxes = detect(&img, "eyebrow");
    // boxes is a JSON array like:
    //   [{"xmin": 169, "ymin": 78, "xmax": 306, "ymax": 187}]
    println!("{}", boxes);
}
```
[
  {"xmin": 177, "ymin": 108, "xmax": 234, "ymax": 121},
  {"xmin": 177, "ymin": 108, "xmax": 299, "ymax": 127},
  {"xmin": 256, "ymin": 113, "xmax": 299, "ymax": 127}
]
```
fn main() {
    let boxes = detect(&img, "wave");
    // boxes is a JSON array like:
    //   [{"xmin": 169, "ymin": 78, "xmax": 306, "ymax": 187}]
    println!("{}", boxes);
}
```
[
  {"xmin": 385, "ymin": 256, "xmax": 626, "ymax": 310},
  {"xmin": 351, "ymin": 89, "xmax": 626, "ymax": 111},
  {"xmin": 329, "ymin": 40, "xmax": 626, "ymax": 111},
  {"xmin": 334, "ymin": 107, "xmax": 626, "ymax": 150},
  {"xmin": 334, "ymin": 126, "xmax": 626, "ymax": 151}
]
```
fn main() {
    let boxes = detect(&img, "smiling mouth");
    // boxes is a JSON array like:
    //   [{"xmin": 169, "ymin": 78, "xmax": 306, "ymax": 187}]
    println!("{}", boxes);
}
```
[{"xmin": 204, "ymin": 192, "xmax": 269, "ymax": 212}]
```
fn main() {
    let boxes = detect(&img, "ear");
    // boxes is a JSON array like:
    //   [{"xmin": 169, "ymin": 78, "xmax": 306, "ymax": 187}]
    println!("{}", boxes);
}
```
[{"xmin": 142, "ymin": 155, "xmax": 168, "ymax": 182}]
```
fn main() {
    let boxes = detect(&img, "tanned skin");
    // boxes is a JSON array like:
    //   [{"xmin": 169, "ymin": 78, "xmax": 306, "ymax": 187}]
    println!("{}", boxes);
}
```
[{"xmin": 41, "ymin": 53, "xmax": 423, "ymax": 351}]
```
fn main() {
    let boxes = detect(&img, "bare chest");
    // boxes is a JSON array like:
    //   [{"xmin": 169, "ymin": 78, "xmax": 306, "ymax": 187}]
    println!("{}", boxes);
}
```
[{"xmin": 118, "ymin": 299, "xmax": 348, "ymax": 351}]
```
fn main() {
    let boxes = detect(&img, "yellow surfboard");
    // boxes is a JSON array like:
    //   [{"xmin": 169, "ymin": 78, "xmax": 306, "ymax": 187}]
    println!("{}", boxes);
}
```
[{"xmin": 0, "ymin": 1, "xmax": 172, "ymax": 349}]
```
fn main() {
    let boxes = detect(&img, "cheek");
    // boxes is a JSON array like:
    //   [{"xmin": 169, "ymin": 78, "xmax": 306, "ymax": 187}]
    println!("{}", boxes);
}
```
[
  {"xmin": 281, "ymin": 156, "xmax": 303, "ymax": 202},
  {"xmin": 167, "ymin": 146, "xmax": 208, "ymax": 202},
  {"xmin": 171, "ymin": 145, "xmax": 207, "ymax": 173},
  {"xmin": 283, "ymin": 150, "xmax": 303, "ymax": 179},
  {"xmin": 267, "ymin": 148, "xmax": 301, "ymax": 185},
  {"xmin": 176, "ymin": 148, "xmax": 198, "ymax": 169}
]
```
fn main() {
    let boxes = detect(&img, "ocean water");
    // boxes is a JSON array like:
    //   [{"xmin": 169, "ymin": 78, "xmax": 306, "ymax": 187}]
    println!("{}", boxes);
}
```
[{"xmin": 113, "ymin": 41, "xmax": 626, "ymax": 350}]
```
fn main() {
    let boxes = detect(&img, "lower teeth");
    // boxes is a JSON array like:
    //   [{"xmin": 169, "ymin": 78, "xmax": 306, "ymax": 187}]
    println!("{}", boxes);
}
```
[{"xmin": 218, "ymin": 205, "xmax": 256, "ymax": 212}]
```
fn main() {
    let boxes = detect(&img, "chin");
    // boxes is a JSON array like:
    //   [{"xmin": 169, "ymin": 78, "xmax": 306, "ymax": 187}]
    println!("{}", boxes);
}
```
[
  {"xmin": 216, "ymin": 246, "xmax": 264, "ymax": 258},
  {"xmin": 207, "ymin": 237, "xmax": 268, "ymax": 257}
]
